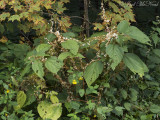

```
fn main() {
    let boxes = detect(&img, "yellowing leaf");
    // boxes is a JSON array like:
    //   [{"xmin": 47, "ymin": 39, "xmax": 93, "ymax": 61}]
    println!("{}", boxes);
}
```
[
  {"xmin": 0, "ymin": 36, "xmax": 8, "ymax": 43},
  {"xmin": 93, "ymin": 23, "xmax": 105, "ymax": 31},
  {"xmin": 0, "ymin": 1, "xmax": 6, "ymax": 9},
  {"xmin": 13, "ymin": 5, "xmax": 23, "ymax": 12},
  {"xmin": 0, "ymin": 12, "xmax": 10, "ymax": 21},
  {"xmin": 109, "ymin": 1, "xmax": 119, "ymax": 13},
  {"xmin": 37, "ymin": 101, "xmax": 62, "ymax": 120},
  {"xmin": 56, "ymin": 2, "xmax": 66, "ymax": 14},
  {"xmin": 9, "ymin": 15, "xmax": 21, "ymax": 22},
  {"xmin": 124, "ymin": 12, "xmax": 135, "ymax": 22},
  {"xmin": 19, "ymin": 12, "xmax": 29, "ymax": 18},
  {"xmin": 61, "ymin": 0, "xmax": 70, "ymax": 3}
]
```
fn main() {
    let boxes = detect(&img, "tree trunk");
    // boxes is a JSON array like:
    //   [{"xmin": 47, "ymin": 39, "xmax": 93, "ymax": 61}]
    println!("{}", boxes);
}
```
[{"xmin": 84, "ymin": 0, "xmax": 89, "ymax": 37}]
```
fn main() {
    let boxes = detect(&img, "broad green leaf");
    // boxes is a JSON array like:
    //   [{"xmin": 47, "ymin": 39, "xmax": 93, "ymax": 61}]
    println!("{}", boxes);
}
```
[
  {"xmin": 150, "ymin": 104, "xmax": 160, "ymax": 113},
  {"xmin": 117, "ymin": 20, "xmax": 130, "ymax": 33},
  {"xmin": 153, "ymin": 49, "xmax": 160, "ymax": 58},
  {"xmin": 58, "ymin": 52, "xmax": 72, "ymax": 60},
  {"xmin": 13, "ymin": 44, "xmax": 30, "ymax": 58},
  {"xmin": 120, "ymin": 89, "xmax": 127, "ymax": 99},
  {"xmin": 106, "ymin": 44, "xmax": 124, "ymax": 70},
  {"xmin": 138, "ymin": 83, "xmax": 147, "ymax": 90},
  {"xmin": 36, "ymin": 44, "xmax": 51, "ymax": 53},
  {"xmin": 32, "ymin": 60, "xmax": 44, "ymax": 79},
  {"xmin": 20, "ymin": 64, "xmax": 31, "ymax": 78},
  {"xmin": 70, "ymin": 101, "xmax": 80, "ymax": 110},
  {"xmin": 45, "ymin": 33, "xmax": 56, "ymax": 41},
  {"xmin": 79, "ymin": 89, "xmax": 85, "ymax": 97},
  {"xmin": 45, "ymin": 56, "xmax": 63, "ymax": 74},
  {"xmin": 24, "ymin": 88, "xmax": 36, "ymax": 107},
  {"xmin": 130, "ymin": 88, "xmax": 138, "ymax": 102},
  {"xmin": 87, "ymin": 101, "xmax": 96, "ymax": 110},
  {"xmin": 124, "ymin": 103, "xmax": 131, "ymax": 111},
  {"xmin": 84, "ymin": 61, "xmax": 103, "ymax": 86},
  {"xmin": 151, "ymin": 33, "xmax": 159, "ymax": 46},
  {"xmin": 65, "ymin": 102, "xmax": 72, "ymax": 112},
  {"xmin": 76, "ymin": 53, "xmax": 85, "ymax": 58},
  {"xmin": 123, "ymin": 53, "xmax": 149, "ymax": 77},
  {"xmin": 115, "ymin": 106, "xmax": 124, "ymax": 112},
  {"xmin": 37, "ymin": 101, "xmax": 62, "ymax": 120},
  {"xmin": 61, "ymin": 40, "xmax": 79, "ymax": 55},
  {"xmin": 14, "ymin": 91, "xmax": 26, "ymax": 111},
  {"xmin": 50, "ymin": 95, "xmax": 59, "ymax": 104},
  {"xmin": 114, "ymin": 106, "xmax": 124, "ymax": 116},
  {"xmin": 97, "ymin": 106, "xmax": 112, "ymax": 118},
  {"xmin": 58, "ymin": 52, "xmax": 84, "ymax": 61},
  {"xmin": 125, "ymin": 26, "xmax": 150, "ymax": 44},
  {"xmin": 62, "ymin": 32, "xmax": 76, "ymax": 38}
]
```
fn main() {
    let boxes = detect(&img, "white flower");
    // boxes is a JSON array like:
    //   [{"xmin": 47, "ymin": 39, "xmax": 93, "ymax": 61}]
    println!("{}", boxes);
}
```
[{"xmin": 55, "ymin": 31, "xmax": 60, "ymax": 36}]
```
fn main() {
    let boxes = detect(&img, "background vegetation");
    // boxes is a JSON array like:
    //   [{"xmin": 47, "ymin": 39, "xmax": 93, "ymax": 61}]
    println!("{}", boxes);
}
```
[{"xmin": 0, "ymin": 0, "xmax": 160, "ymax": 120}]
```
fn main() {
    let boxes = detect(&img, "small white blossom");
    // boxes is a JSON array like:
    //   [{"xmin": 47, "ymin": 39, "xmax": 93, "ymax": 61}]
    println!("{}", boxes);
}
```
[{"xmin": 55, "ymin": 31, "xmax": 60, "ymax": 36}]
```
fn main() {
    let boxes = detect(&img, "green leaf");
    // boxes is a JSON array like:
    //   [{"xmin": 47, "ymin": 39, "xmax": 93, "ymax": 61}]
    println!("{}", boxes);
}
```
[
  {"xmin": 50, "ymin": 95, "xmax": 59, "ymax": 104},
  {"xmin": 36, "ymin": 44, "xmax": 51, "ymax": 53},
  {"xmin": 62, "ymin": 32, "xmax": 76, "ymax": 38},
  {"xmin": 150, "ymin": 104, "xmax": 160, "ymax": 113},
  {"xmin": 106, "ymin": 44, "xmax": 124, "ymax": 70},
  {"xmin": 129, "ymin": 88, "xmax": 138, "ymax": 102},
  {"xmin": 20, "ymin": 64, "xmax": 31, "ymax": 78},
  {"xmin": 120, "ymin": 89, "xmax": 127, "ymax": 99},
  {"xmin": 14, "ymin": 91, "xmax": 26, "ymax": 111},
  {"xmin": 151, "ymin": 33, "xmax": 159, "ymax": 46},
  {"xmin": 79, "ymin": 89, "xmax": 85, "ymax": 97},
  {"xmin": 58, "ymin": 52, "xmax": 84, "ymax": 61},
  {"xmin": 61, "ymin": 40, "xmax": 79, "ymax": 55},
  {"xmin": 114, "ymin": 106, "xmax": 124, "ymax": 116},
  {"xmin": 97, "ymin": 106, "xmax": 112, "ymax": 118},
  {"xmin": 13, "ymin": 44, "xmax": 30, "ymax": 58},
  {"xmin": 37, "ymin": 101, "xmax": 62, "ymax": 120},
  {"xmin": 45, "ymin": 56, "xmax": 63, "ymax": 74},
  {"xmin": 45, "ymin": 33, "xmax": 56, "ymax": 41},
  {"xmin": 115, "ymin": 106, "xmax": 124, "ymax": 112},
  {"xmin": 124, "ymin": 103, "xmax": 131, "ymax": 111},
  {"xmin": 123, "ymin": 53, "xmax": 149, "ymax": 77},
  {"xmin": 117, "ymin": 20, "xmax": 130, "ymax": 33},
  {"xmin": 58, "ymin": 52, "xmax": 72, "ymax": 61},
  {"xmin": 87, "ymin": 101, "xmax": 96, "ymax": 110},
  {"xmin": 8, "ymin": 15, "xmax": 21, "ymax": 22},
  {"xmin": 32, "ymin": 60, "xmax": 44, "ymax": 79},
  {"xmin": 125, "ymin": 26, "xmax": 150, "ymax": 44},
  {"xmin": 11, "ymin": 76, "xmax": 18, "ymax": 87},
  {"xmin": 153, "ymin": 49, "xmax": 160, "ymax": 58},
  {"xmin": 70, "ymin": 101, "xmax": 80, "ymax": 110},
  {"xmin": 24, "ymin": 88, "xmax": 36, "ymax": 107},
  {"xmin": 84, "ymin": 61, "xmax": 103, "ymax": 86}
]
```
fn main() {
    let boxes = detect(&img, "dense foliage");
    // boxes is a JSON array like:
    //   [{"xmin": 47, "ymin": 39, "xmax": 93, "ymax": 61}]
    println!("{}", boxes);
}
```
[{"xmin": 0, "ymin": 0, "xmax": 160, "ymax": 120}]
